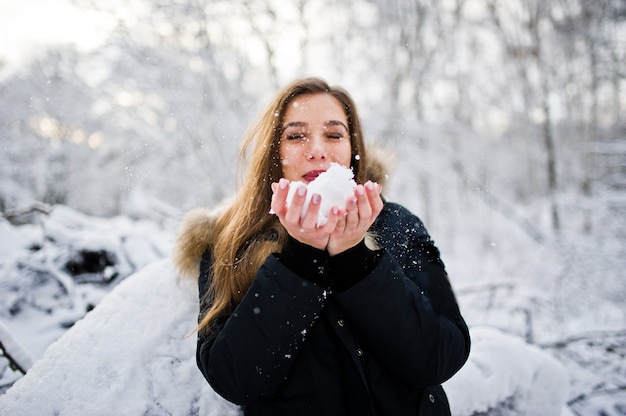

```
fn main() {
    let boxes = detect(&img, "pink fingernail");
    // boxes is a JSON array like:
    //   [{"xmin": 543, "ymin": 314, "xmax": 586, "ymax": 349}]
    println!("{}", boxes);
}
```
[
  {"xmin": 297, "ymin": 184, "xmax": 307, "ymax": 196},
  {"xmin": 312, "ymin": 194, "xmax": 321, "ymax": 204},
  {"xmin": 279, "ymin": 179, "xmax": 288, "ymax": 190}
]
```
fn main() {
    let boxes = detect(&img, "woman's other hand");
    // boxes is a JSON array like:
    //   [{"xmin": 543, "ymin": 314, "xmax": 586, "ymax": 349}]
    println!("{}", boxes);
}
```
[{"xmin": 327, "ymin": 181, "xmax": 383, "ymax": 256}]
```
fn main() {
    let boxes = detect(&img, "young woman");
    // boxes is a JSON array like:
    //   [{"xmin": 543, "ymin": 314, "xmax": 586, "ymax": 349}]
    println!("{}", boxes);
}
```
[{"xmin": 174, "ymin": 77, "xmax": 470, "ymax": 415}]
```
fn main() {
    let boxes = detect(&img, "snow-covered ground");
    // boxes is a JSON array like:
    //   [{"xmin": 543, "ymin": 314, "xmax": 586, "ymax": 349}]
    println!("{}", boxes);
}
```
[
  {"xmin": 0, "ymin": 256, "xmax": 568, "ymax": 416},
  {"xmin": 0, "ymin": 198, "xmax": 624, "ymax": 415}
]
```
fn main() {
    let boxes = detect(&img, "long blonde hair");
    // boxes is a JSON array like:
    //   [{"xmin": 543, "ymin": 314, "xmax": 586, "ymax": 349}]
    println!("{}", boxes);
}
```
[{"xmin": 199, "ymin": 78, "xmax": 370, "ymax": 334}]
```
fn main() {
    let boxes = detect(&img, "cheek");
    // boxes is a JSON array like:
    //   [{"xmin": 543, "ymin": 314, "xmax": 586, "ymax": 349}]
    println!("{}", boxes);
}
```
[
  {"xmin": 279, "ymin": 144, "xmax": 295, "ymax": 166},
  {"xmin": 279, "ymin": 145, "xmax": 301, "ymax": 179},
  {"xmin": 280, "ymin": 141, "xmax": 308, "ymax": 161},
  {"xmin": 333, "ymin": 143, "xmax": 353, "ymax": 166}
]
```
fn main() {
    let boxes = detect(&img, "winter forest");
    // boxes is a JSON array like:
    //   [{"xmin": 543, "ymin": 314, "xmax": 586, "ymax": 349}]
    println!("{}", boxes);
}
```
[{"xmin": 0, "ymin": 0, "xmax": 625, "ymax": 415}]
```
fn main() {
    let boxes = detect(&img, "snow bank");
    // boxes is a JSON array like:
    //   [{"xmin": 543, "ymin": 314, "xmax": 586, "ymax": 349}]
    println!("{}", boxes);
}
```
[
  {"xmin": 0, "ymin": 257, "xmax": 569, "ymax": 415},
  {"xmin": 0, "ymin": 259, "xmax": 239, "ymax": 416},
  {"xmin": 445, "ymin": 326, "xmax": 569, "ymax": 416},
  {"xmin": 0, "ymin": 205, "xmax": 174, "ymax": 361}
]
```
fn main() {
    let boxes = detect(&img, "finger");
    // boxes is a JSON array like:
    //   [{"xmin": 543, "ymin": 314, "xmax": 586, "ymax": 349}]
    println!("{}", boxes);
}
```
[
  {"xmin": 321, "ymin": 206, "xmax": 342, "ymax": 233},
  {"xmin": 284, "ymin": 182, "xmax": 308, "ymax": 225},
  {"xmin": 366, "ymin": 181, "xmax": 384, "ymax": 217},
  {"xmin": 344, "ymin": 194, "xmax": 359, "ymax": 229},
  {"xmin": 334, "ymin": 211, "xmax": 348, "ymax": 234},
  {"xmin": 301, "ymin": 193, "xmax": 321, "ymax": 229},
  {"xmin": 354, "ymin": 184, "xmax": 372, "ymax": 220},
  {"xmin": 270, "ymin": 178, "xmax": 290, "ymax": 216}
]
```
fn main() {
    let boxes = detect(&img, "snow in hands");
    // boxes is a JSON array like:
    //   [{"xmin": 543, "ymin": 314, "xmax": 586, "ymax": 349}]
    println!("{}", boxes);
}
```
[{"xmin": 283, "ymin": 163, "xmax": 357, "ymax": 226}]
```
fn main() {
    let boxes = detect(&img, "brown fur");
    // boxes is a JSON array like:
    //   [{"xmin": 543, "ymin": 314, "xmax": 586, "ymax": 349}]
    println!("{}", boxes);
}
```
[{"xmin": 172, "ymin": 208, "xmax": 217, "ymax": 279}]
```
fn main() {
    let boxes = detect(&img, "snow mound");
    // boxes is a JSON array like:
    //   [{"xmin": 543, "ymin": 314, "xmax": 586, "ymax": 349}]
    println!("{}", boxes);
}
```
[
  {"xmin": 445, "ymin": 326, "xmax": 569, "ymax": 416},
  {"xmin": 0, "ymin": 259, "xmax": 239, "ymax": 416},
  {"xmin": 286, "ymin": 163, "xmax": 356, "ymax": 226},
  {"xmin": 0, "ymin": 205, "xmax": 174, "ymax": 363},
  {"xmin": 0, "ymin": 257, "xmax": 569, "ymax": 416}
]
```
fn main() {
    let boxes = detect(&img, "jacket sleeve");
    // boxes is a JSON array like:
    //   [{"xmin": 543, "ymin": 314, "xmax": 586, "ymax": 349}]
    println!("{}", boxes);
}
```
[
  {"xmin": 333, "ymin": 203, "xmax": 470, "ymax": 387},
  {"xmin": 196, "ymin": 253, "xmax": 328, "ymax": 405}
]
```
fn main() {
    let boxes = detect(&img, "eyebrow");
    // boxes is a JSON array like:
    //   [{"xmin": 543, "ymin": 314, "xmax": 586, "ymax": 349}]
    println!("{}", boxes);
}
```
[
  {"xmin": 326, "ymin": 120, "xmax": 349, "ymax": 131},
  {"xmin": 282, "ymin": 120, "xmax": 349, "ymax": 132},
  {"xmin": 282, "ymin": 121, "xmax": 307, "ymax": 130}
]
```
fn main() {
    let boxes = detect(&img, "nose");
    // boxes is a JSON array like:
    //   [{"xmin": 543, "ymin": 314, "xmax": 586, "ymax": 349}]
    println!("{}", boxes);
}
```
[{"xmin": 306, "ymin": 136, "xmax": 327, "ymax": 160}]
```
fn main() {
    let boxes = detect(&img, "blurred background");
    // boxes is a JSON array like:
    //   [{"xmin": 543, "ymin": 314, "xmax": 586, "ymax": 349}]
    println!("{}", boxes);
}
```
[
  {"xmin": 0, "ymin": 0, "xmax": 625, "ymax": 411},
  {"xmin": 1, "ymin": 0, "xmax": 623, "ymax": 224}
]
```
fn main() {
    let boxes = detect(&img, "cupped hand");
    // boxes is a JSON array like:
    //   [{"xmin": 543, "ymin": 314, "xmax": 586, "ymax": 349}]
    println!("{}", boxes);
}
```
[
  {"xmin": 270, "ymin": 178, "xmax": 343, "ymax": 251},
  {"xmin": 326, "ymin": 181, "xmax": 383, "ymax": 256},
  {"xmin": 270, "ymin": 179, "xmax": 383, "ymax": 255}
]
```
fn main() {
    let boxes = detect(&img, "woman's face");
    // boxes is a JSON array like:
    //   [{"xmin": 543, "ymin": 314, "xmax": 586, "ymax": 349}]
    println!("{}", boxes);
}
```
[{"xmin": 279, "ymin": 93, "xmax": 352, "ymax": 183}]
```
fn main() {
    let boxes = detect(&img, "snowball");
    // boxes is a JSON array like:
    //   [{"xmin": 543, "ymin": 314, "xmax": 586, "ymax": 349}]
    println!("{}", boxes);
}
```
[{"xmin": 285, "ymin": 163, "xmax": 356, "ymax": 226}]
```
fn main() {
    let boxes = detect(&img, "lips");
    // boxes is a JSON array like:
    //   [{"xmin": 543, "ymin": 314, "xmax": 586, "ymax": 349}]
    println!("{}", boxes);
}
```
[{"xmin": 302, "ymin": 170, "xmax": 326, "ymax": 183}]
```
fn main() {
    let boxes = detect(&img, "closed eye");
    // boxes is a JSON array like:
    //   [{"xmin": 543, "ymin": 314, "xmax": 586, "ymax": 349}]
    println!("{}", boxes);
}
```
[
  {"xmin": 327, "ymin": 132, "xmax": 344, "ymax": 139},
  {"xmin": 286, "ymin": 133, "xmax": 306, "ymax": 140}
]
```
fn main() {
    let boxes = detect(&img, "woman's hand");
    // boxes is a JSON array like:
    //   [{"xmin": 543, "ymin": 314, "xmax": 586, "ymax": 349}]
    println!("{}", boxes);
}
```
[
  {"xmin": 270, "ymin": 178, "xmax": 383, "ymax": 255},
  {"xmin": 270, "ymin": 178, "xmax": 343, "ymax": 251},
  {"xmin": 327, "ymin": 181, "xmax": 383, "ymax": 256}
]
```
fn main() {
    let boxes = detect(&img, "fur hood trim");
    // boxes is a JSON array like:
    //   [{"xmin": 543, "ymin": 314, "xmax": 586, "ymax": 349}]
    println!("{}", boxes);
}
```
[
  {"xmin": 172, "ymin": 206, "xmax": 220, "ymax": 279},
  {"xmin": 172, "ymin": 146, "xmax": 394, "ymax": 280}
]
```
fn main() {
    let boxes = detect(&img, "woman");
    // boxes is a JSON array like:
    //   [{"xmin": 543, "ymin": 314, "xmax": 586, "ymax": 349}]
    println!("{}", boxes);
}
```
[{"xmin": 174, "ymin": 77, "xmax": 470, "ymax": 415}]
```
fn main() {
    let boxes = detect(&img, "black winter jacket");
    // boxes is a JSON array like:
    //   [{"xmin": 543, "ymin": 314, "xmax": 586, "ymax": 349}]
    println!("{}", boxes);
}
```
[{"xmin": 196, "ymin": 202, "xmax": 470, "ymax": 415}]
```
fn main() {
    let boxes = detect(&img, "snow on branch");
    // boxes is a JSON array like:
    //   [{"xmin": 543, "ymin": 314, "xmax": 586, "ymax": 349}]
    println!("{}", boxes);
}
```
[
  {"xmin": 0, "ymin": 321, "xmax": 33, "ymax": 375},
  {"xmin": 1, "ymin": 202, "xmax": 51, "ymax": 226}
]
